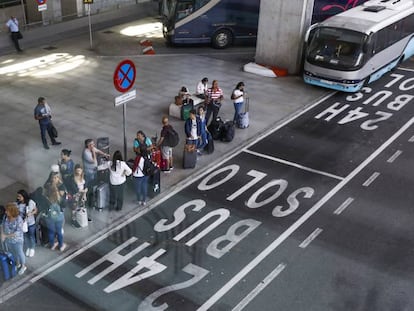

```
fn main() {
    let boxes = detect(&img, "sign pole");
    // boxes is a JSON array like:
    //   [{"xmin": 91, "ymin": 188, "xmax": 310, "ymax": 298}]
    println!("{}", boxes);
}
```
[
  {"xmin": 123, "ymin": 104, "xmax": 127, "ymax": 160},
  {"xmin": 88, "ymin": 4, "xmax": 93, "ymax": 49}
]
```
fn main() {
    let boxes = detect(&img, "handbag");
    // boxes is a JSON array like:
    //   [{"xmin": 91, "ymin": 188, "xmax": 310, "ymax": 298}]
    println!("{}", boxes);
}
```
[
  {"xmin": 22, "ymin": 218, "xmax": 28, "ymax": 233},
  {"xmin": 50, "ymin": 123, "xmax": 58, "ymax": 138}
]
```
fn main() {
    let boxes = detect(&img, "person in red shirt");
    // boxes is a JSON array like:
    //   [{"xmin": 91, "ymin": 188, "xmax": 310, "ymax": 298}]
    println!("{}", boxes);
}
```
[{"xmin": 205, "ymin": 80, "xmax": 224, "ymax": 125}]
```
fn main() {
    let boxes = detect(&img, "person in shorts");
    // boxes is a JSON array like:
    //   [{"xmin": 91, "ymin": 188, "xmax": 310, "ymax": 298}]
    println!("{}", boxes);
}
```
[{"xmin": 157, "ymin": 116, "xmax": 174, "ymax": 172}]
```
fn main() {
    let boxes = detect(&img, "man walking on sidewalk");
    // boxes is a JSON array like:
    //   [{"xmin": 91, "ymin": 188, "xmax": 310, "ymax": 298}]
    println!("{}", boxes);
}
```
[{"xmin": 34, "ymin": 97, "xmax": 61, "ymax": 150}]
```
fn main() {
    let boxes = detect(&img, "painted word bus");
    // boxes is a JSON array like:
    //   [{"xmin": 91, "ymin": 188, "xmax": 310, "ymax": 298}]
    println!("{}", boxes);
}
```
[{"xmin": 303, "ymin": 0, "xmax": 414, "ymax": 92}]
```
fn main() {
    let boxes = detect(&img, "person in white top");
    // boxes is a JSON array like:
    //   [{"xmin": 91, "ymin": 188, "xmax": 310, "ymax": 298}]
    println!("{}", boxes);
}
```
[
  {"xmin": 5, "ymin": 16, "xmax": 22, "ymax": 52},
  {"xmin": 132, "ymin": 145, "xmax": 149, "ymax": 206},
  {"xmin": 231, "ymin": 81, "xmax": 246, "ymax": 125},
  {"xmin": 106, "ymin": 150, "xmax": 132, "ymax": 211},
  {"xmin": 195, "ymin": 77, "xmax": 208, "ymax": 99},
  {"xmin": 16, "ymin": 189, "xmax": 38, "ymax": 258}
]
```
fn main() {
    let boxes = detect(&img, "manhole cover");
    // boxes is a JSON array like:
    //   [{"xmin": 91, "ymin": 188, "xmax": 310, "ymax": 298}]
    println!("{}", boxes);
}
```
[{"xmin": 43, "ymin": 46, "xmax": 58, "ymax": 50}]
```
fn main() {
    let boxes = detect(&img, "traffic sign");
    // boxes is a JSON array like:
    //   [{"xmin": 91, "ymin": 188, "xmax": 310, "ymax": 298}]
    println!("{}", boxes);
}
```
[
  {"xmin": 35, "ymin": 0, "xmax": 47, "ymax": 4},
  {"xmin": 113, "ymin": 60, "xmax": 136, "ymax": 93},
  {"xmin": 114, "ymin": 89, "xmax": 136, "ymax": 106}
]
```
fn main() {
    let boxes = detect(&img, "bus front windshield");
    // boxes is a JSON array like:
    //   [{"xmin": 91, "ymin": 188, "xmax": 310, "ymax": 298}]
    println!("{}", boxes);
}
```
[{"xmin": 306, "ymin": 27, "xmax": 367, "ymax": 70}]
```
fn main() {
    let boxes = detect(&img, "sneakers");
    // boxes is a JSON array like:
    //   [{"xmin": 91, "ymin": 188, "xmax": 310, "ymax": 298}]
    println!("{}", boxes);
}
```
[
  {"xmin": 52, "ymin": 141, "xmax": 62, "ymax": 145},
  {"xmin": 29, "ymin": 248, "xmax": 35, "ymax": 257},
  {"xmin": 25, "ymin": 248, "xmax": 30, "ymax": 257},
  {"xmin": 43, "ymin": 144, "xmax": 50, "ymax": 150},
  {"xmin": 141, "ymin": 201, "xmax": 147, "ymax": 206},
  {"xmin": 51, "ymin": 241, "xmax": 59, "ymax": 250},
  {"xmin": 18, "ymin": 265, "xmax": 27, "ymax": 275},
  {"xmin": 163, "ymin": 169, "xmax": 171, "ymax": 174},
  {"xmin": 59, "ymin": 244, "xmax": 67, "ymax": 252},
  {"xmin": 137, "ymin": 201, "xmax": 142, "ymax": 206}
]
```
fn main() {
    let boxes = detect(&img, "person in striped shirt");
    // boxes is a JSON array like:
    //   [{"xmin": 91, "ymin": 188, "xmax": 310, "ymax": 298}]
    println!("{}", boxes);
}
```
[{"xmin": 205, "ymin": 80, "xmax": 224, "ymax": 125}]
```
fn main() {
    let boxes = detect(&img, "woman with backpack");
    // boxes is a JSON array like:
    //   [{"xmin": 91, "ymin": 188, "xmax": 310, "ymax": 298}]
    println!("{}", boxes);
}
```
[{"xmin": 132, "ymin": 145, "xmax": 150, "ymax": 206}]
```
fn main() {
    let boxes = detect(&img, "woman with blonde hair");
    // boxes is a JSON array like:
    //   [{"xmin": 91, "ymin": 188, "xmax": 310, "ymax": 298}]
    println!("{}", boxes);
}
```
[
  {"xmin": 1, "ymin": 202, "xmax": 26, "ymax": 275},
  {"xmin": 45, "ymin": 174, "xmax": 66, "ymax": 251},
  {"xmin": 67, "ymin": 164, "xmax": 88, "ymax": 226}
]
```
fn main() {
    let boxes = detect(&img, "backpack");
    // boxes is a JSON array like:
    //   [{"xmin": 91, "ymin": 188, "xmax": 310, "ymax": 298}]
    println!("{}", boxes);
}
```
[
  {"xmin": 47, "ymin": 203, "xmax": 63, "ymax": 221},
  {"xmin": 207, "ymin": 117, "xmax": 224, "ymax": 140},
  {"xmin": 133, "ymin": 156, "xmax": 158, "ymax": 176},
  {"xmin": 163, "ymin": 126, "xmax": 180, "ymax": 147}
]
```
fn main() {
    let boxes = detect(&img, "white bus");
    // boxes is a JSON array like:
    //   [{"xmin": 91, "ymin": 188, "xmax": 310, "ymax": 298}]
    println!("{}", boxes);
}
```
[{"xmin": 303, "ymin": 0, "xmax": 414, "ymax": 92}]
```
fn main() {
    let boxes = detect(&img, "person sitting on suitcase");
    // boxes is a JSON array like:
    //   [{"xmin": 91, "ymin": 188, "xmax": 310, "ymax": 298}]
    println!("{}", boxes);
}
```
[
  {"xmin": 133, "ymin": 130, "xmax": 154, "ymax": 155},
  {"xmin": 231, "ymin": 82, "xmax": 245, "ymax": 125},
  {"xmin": 195, "ymin": 77, "xmax": 208, "ymax": 99},
  {"xmin": 184, "ymin": 109, "xmax": 203, "ymax": 155}
]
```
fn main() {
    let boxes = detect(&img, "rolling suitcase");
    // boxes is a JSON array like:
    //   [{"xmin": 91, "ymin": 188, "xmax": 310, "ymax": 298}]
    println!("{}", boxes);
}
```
[
  {"xmin": 151, "ymin": 148, "xmax": 162, "ymax": 168},
  {"xmin": 208, "ymin": 116, "xmax": 224, "ymax": 140},
  {"xmin": 148, "ymin": 170, "xmax": 161, "ymax": 198},
  {"xmin": 75, "ymin": 208, "xmax": 88, "ymax": 227},
  {"xmin": 183, "ymin": 144, "xmax": 197, "ymax": 169},
  {"xmin": 204, "ymin": 134, "xmax": 214, "ymax": 154},
  {"xmin": 95, "ymin": 182, "xmax": 110, "ymax": 210},
  {"xmin": 238, "ymin": 98, "xmax": 249, "ymax": 129},
  {"xmin": 181, "ymin": 101, "xmax": 194, "ymax": 120},
  {"xmin": 0, "ymin": 246, "xmax": 17, "ymax": 282},
  {"xmin": 221, "ymin": 121, "xmax": 235, "ymax": 142}
]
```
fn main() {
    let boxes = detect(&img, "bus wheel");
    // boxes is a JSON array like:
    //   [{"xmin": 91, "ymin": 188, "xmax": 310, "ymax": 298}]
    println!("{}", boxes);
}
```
[{"xmin": 212, "ymin": 29, "xmax": 232, "ymax": 49}]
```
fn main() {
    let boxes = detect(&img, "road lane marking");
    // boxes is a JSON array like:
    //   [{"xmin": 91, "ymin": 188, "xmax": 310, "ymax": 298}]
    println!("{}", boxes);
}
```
[
  {"xmin": 299, "ymin": 228, "xmax": 323, "ymax": 249},
  {"xmin": 231, "ymin": 263, "xmax": 287, "ymax": 311},
  {"xmin": 334, "ymin": 197, "xmax": 354, "ymax": 215},
  {"xmin": 197, "ymin": 117, "xmax": 414, "ymax": 311},
  {"xmin": 409, "ymin": 135, "xmax": 414, "ymax": 142},
  {"xmin": 387, "ymin": 150, "xmax": 402, "ymax": 163},
  {"xmin": 362, "ymin": 172, "xmax": 380, "ymax": 187},
  {"xmin": 243, "ymin": 149, "xmax": 344, "ymax": 181}
]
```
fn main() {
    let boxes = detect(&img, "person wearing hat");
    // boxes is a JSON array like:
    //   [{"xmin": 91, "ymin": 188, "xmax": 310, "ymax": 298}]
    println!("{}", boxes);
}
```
[
  {"xmin": 231, "ymin": 82, "xmax": 246, "ymax": 125},
  {"xmin": 195, "ymin": 77, "xmax": 209, "ymax": 99}
]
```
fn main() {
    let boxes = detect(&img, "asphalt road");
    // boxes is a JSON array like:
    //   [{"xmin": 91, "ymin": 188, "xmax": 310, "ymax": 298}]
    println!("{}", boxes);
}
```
[{"xmin": 2, "ymin": 66, "xmax": 414, "ymax": 311}]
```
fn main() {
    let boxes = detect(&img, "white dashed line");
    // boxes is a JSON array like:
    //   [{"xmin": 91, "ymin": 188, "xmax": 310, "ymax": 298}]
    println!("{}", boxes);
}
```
[
  {"xmin": 299, "ymin": 228, "xmax": 323, "ymax": 249},
  {"xmin": 387, "ymin": 150, "xmax": 402, "ymax": 163},
  {"xmin": 362, "ymin": 172, "xmax": 380, "ymax": 187},
  {"xmin": 231, "ymin": 263, "xmax": 287, "ymax": 311},
  {"xmin": 244, "ymin": 149, "xmax": 344, "ymax": 181},
  {"xmin": 334, "ymin": 197, "xmax": 354, "ymax": 215},
  {"xmin": 408, "ymin": 135, "xmax": 414, "ymax": 142}
]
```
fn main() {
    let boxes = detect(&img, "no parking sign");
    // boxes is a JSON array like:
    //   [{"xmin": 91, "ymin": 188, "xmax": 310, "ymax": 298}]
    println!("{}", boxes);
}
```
[{"xmin": 113, "ymin": 60, "xmax": 136, "ymax": 93}]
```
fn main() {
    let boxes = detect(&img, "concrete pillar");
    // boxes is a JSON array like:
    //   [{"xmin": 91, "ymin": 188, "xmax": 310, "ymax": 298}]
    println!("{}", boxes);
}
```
[{"xmin": 255, "ymin": 0, "xmax": 314, "ymax": 74}]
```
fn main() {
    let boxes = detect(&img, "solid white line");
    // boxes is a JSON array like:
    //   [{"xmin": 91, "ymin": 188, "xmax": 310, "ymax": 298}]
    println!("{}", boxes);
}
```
[
  {"xmin": 387, "ymin": 150, "xmax": 402, "ymax": 163},
  {"xmin": 231, "ymin": 263, "xmax": 287, "ymax": 311},
  {"xmin": 244, "ymin": 149, "xmax": 344, "ymax": 181},
  {"xmin": 362, "ymin": 172, "xmax": 380, "ymax": 187},
  {"xmin": 197, "ymin": 117, "xmax": 414, "ymax": 311},
  {"xmin": 334, "ymin": 197, "xmax": 354, "ymax": 215},
  {"xmin": 408, "ymin": 135, "xmax": 414, "ymax": 142},
  {"xmin": 299, "ymin": 228, "xmax": 323, "ymax": 249}
]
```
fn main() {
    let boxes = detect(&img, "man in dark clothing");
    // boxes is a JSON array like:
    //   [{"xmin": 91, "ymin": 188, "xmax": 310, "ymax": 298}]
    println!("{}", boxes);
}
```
[{"xmin": 34, "ymin": 97, "xmax": 61, "ymax": 150}]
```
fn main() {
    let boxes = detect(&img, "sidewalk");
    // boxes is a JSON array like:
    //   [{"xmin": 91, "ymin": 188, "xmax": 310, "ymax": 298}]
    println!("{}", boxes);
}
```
[{"xmin": 0, "ymin": 5, "xmax": 329, "ymax": 302}]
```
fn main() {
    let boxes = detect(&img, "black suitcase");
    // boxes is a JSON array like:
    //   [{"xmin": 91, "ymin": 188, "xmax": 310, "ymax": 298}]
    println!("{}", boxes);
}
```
[
  {"xmin": 207, "ymin": 117, "xmax": 224, "ymax": 140},
  {"xmin": 183, "ymin": 144, "xmax": 197, "ymax": 169},
  {"xmin": 221, "ymin": 121, "xmax": 235, "ymax": 142},
  {"xmin": 148, "ymin": 170, "xmax": 161, "ymax": 198},
  {"xmin": 204, "ymin": 136, "xmax": 214, "ymax": 154}
]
